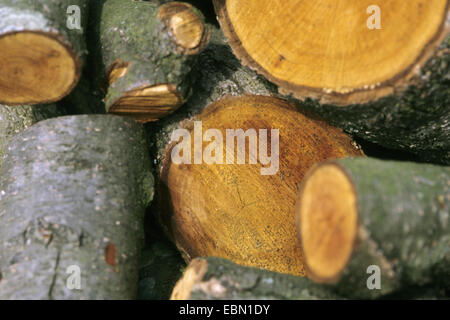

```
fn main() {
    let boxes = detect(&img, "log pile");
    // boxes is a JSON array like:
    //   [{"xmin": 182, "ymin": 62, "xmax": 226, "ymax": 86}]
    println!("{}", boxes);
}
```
[
  {"xmin": 214, "ymin": 0, "xmax": 450, "ymax": 164},
  {"xmin": 0, "ymin": 0, "xmax": 448, "ymax": 300}
]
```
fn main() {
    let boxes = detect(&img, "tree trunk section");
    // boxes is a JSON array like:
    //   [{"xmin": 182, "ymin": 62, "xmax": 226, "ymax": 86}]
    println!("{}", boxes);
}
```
[
  {"xmin": 0, "ymin": 0, "xmax": 88, "ymax": 105},
  {"xmin": 148, "ymin": 25, "xmax": 279, "ymax": 170},
  {"xmin": 171, "ymin": 257, "xmax": 341, "ymax": 300},
  {"xmin": 0, "ymin": 115, "xmax": 154, "ymax": 299},
  {"xmin": 92, "ymin": 0, "xmax": 209, "ymax": 123},
  {"xmin": 214, "ymin": 0, "xmax": 450, "ymax": 163},
  {"xmin": 296, "ymin": 157, "xmax": 450, "ymax": 299},
  {"xmin": 154, "ymin": 93, "xmax": 363, "ymax": 277}
]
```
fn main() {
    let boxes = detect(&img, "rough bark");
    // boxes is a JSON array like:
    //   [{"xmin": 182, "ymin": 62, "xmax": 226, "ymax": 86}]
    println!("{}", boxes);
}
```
[
  {"xmin": 147, "ymin": 26, "xmax": 362, "ymax": 277},
  {"xmin": 0, "ymin": 103, "xmax": 67, "ymax": 168},
  {"xmin": 92, "ymin": 0, "xmax": 209, "ymax": 122},
  {"xmin": 0, "ymin": 0, "xmax": 88, "ymax": 104},
  {"xmin": 214, "ymin": 0, "xmax": 450, "ymax": 164},
  {"xmin": 297, "ymin": 157, "xmax": 450, "ymax": 299},
  {"xmin": 0, "ymin": 115, "xmax": 154, "ymax": 299},
  {"xmin": 171, "ymin": 257, "xmax": 341, "ymax": 300},
  {"xmin": 300, "ymin": 36, "xmax": 450, "ymax": 165}
]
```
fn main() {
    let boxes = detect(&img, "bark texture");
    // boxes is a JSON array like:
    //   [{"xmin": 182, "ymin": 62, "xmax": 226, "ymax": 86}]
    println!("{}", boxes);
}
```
[
  {"xmin": 92, "ymin": 0, "xmax": 209, "ymax": 121},
  {"xmin": 171, "ymin": 257, "xmax": 341, "ymax": 300},
  {"xmin": 0, "ymin": 0, "xmax": 87, "ymax": 56},
  {"xmin": 0, "ymin": 103, "xmax": 67, "ymax": 168},
  {"xmin": 299, "ymin": 36, "xmax": 450, "ymax": 165},
  {"xmin": 148, "ymin": 25, "xmax": 277, "ymax": 171},
  {"xmin": 0, "ymin": 115, "xmax": 154, "ymax": 299},
  {"xmin": 213, "ymin": 0, "xmax": 449, "ymax": 164},
  {"xmin": 299, "ymin": 157, "xmax": 450, "ymax": 299}
]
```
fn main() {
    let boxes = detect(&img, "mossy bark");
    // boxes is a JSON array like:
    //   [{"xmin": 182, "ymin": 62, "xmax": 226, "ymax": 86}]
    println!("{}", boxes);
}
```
[
  {"xmin": 92, "ymin": 0, "xmax": 209, "ymax": 119},
  {"xmin": 300, "ymin": 36, "xmax": 450, "ymax": 165},
  {"xmin": 0, "ymin": 103, "xmax": 67, "ymax": 168},
  {"xmin": 322, "ymin": 158, "xmax": 450, "ymax": 299},
  {"xmin": 0, "ymin": 115, "xmax": 154, "ymax": 299},
  {"xmin": 171, "ymin": 257, "xmax": 341, "ymax": 300},
  {"xmin": 148, "ymin": 25, "xmax": 277, "ymax": 171}
]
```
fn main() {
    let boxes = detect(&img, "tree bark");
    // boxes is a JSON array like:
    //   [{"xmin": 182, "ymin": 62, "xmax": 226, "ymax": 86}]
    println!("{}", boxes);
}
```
[
  {"xmin": 0, "ymin": 115, "xmax": 154, "ymax": 299},
  {"xmin": 92, "ymin": 0, "xmax": 209, "ymax": 123},
  {"xmin": 214, "ymin": 0, "xmax": 450, "ymax": 164},
  {"xmin": 171, "ymin": 257, "xmax": 341, "ymax": 300},
  {"xmin": 148, "ymin": 25, "xmax": 279, "ymax": 170},
  {"xmin": 148, "ymin": 27, "xmax": 363, "ymax": 277},
  {"xmin": 0, "ymin": 103, "xmax": 67, "ymax": 168},
  {"xmin": 0, "ymin": 0, "xmax": 88, "ymax": 105},
  {"xmin": 147, "ymin": 30, "xmax": 364, "ymax": 275},
  {"xmin": 296, "ymin": 157, "xmax": 450, "ymax": 299}
]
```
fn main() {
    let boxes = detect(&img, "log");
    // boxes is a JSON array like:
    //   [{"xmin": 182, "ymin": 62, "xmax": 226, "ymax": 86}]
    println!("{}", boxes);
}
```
[
  {"xmin": 171, "ymin": 257, "xmax": 341, "ymax": 300},
  {"xmin": 0, "ymin": 115, "xmax": 154, "ymax": 299},
  {"xmin": 214, "ymin": 0, "xmax": 450, "ymax": 163},
  {"xmin": 149, "ymin": 25, "xmax": 280, "ymax": 168},
  {"xmin": 150, "ymin": 27, "xmax": 362, "ymax": 277},
  {"xmin": 0, "ymin": 103, "xmax": 66, "ymax": 167},
  {"xmin": 94, "ymin": 0, "xmax": 209, "ymax": 122},
  {"xmin": 155, "ymin": 93, "xmax": 363, "ymax": 277},
  {"xmin": 296, "ymin": 157, "xmax": 450, "ymax": 299},
  {"xmin": 0, "ymin": 0, "xmax": 88, "ymax": 105}
]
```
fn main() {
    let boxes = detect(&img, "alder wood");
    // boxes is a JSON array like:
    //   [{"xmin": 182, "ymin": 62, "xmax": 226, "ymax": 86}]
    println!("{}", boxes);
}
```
[
  {"xmin": 0, "ymin": 0, "xmax": 88, "ymax": 105},
  {"xmin": 214, "ymin": 1, "xmax": 450, "ymax": 163},
  {"xmin": 158, "ymin": 95, "xmax": 363, "ymax": 276},
  {"xmin": 95, "ymin": 0, "xmax": 209, "ymax": 122},
  {"xmin": 214, "ymin": 0, "xmax": 448, "ymax": 104},
  {"xmin": 296, "ymin": 157, "xmax": 450, "ymax": 298}
]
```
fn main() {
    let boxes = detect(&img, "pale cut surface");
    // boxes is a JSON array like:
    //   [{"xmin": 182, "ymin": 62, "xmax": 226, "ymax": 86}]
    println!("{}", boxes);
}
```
[
  {"xmin": 0, "ymin": 32, "xmax": 78, "ymax": 105},
  {"xmin": 170, "ymin": 259, "xmax": 208, "ymax": 300},
  {"xmin": 159, "ymin": 95, "xmax": 363, "ymax": 276},
  {"xmin": 297, "ymin": 163, "xmax": 358, "ymax": 282},
  {"xmin": 169, "ymin": 9, "xmax": 205, "ymax": 50},
  {"xmin": 109, "ymin": 84, "xmax": 184, "ymax": 123},
  {"xmin": 216, "ymin": 0, "xmax": 449, "ymax": 104}
]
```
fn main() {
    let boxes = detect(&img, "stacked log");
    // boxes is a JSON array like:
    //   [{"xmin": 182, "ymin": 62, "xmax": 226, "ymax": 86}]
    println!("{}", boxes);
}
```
[
  {"xmin": 296, "ymin": 157, "xmax": 450, "ymax": 299},
  {"xmin": 214, "ymin": 0, "xmax": 450, "ymax": 164},
  {"xmin": 91, "ymin": 0, "xmax": 210, "ymax": 122},
  {"xmin": 171, "ymin": 257, "xmax": 340, "ymax": 300},
  {"xmin": 0, "ymin": 0, "xmax": 448, "ymax": 301},
  {"xmin": 0, "ymin": 115, "xmax": 153, "ymax": 299},
  {"xmin": 0, "ymin": 0, "xmax": 88, "ymax": 104}
]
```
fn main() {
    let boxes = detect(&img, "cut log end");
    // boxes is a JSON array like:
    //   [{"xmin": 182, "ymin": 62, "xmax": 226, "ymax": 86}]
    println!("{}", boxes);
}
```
[
  {"xmin": 170, "ymin": 259, "xmax": 208, "ymax": 300},
  {"xmin": 296, "ymin": 162, "xmax": 358, "ymax": 283},
  {"xmin": 0, "ymin": 31, "xmax": 80, "ymax": 105},
  {"xmin": 214, "ymin": 0, "xmax": 449, "ymax": 105},
  {"xmin": 158, "ymin": 95, "xmax": 363, "ymax": 277},
  {"xmin": 108, "ymin": 84, "xmax": 185, "ymax": 123},
  {"xmin": 159, "ymin": 2, "xmax": 210, "ymax": 55}
]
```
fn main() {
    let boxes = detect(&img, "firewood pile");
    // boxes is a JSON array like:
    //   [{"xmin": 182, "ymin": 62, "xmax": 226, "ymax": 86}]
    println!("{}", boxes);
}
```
[{"xmin": 0, "ymin": 0, "xmax": 448, "ymax": 300}]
